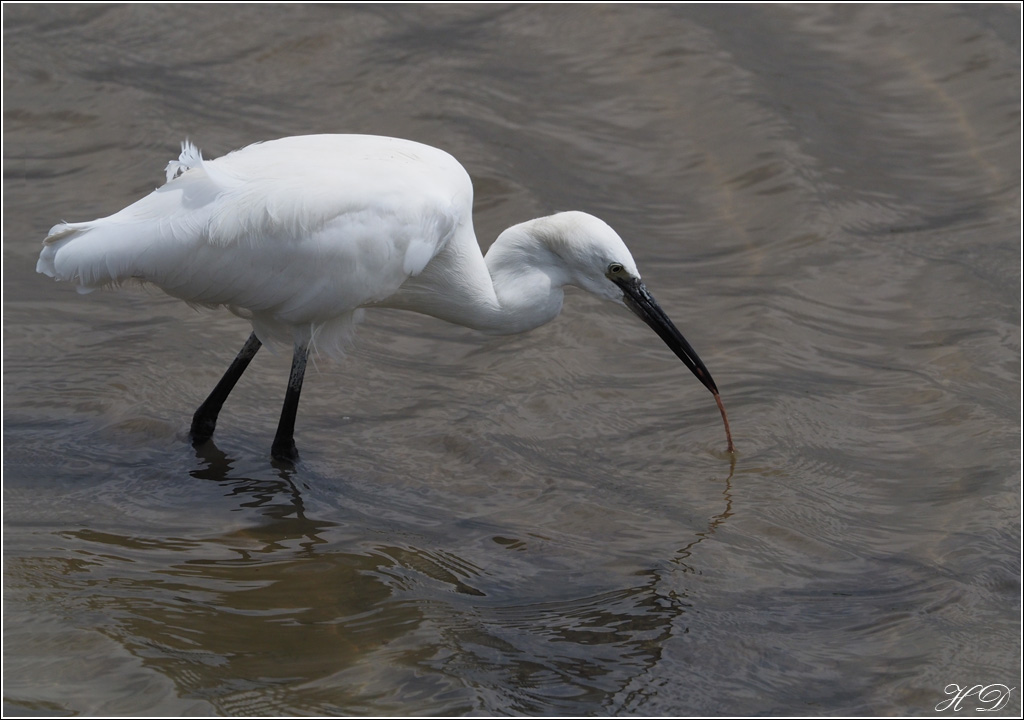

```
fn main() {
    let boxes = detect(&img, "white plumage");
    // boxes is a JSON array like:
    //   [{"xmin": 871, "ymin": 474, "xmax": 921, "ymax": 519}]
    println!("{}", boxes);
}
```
[
  {"xmin": 38, "ymin": 134, "xmax": 733, "ymax": 462},
  {"xmin": 39, "ymin": 135, "xmax": 474, "ymax": 353}
]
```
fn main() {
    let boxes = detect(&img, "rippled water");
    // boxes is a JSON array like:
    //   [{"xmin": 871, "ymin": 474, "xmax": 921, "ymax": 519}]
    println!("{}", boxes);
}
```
[{"xmin": 3, "ymin": 4, "xmax": 1020, "ymax": 716}]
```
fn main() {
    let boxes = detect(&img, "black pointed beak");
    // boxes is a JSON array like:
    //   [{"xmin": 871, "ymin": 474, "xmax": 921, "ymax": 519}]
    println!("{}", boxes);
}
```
[{"xmin": 613, "ymin": 276, "xmax": 719, "ymax": 396}]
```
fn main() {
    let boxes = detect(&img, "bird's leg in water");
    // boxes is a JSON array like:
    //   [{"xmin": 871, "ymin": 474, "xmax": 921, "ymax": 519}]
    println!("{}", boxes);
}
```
[
  {"xmin": 271, "ymin": 342, "xmax": 310, "ymax": 463},
  {"xmin": 191, "ymin": 332, "xmax": 263, "ymax": 445}
]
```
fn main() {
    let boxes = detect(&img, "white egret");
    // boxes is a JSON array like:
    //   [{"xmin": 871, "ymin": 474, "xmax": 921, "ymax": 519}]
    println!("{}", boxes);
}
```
[{"xmin": 37, "ymin": 135, "xmax": 735, "ymax": 462}]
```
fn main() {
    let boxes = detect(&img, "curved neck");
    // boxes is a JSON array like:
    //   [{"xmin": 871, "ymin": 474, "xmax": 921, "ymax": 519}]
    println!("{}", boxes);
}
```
[{"xmin": 377, "ymin": 221, "xmax": 569, "ymax": 335}]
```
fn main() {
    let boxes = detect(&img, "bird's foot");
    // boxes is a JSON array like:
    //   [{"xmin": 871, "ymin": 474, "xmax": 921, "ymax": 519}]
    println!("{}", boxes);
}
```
[
  {"xmin": 190, "ymin": 430, "xmax": 214, "ymax": 449},
  {"xmin": 190, "ymin": 410, "xmax": 217, "ymax": 446},
  {"xmin": 271, "ymin": 439, "xmax": 300, "ymax": 465},
  {"xmin": 190, "ymin": 432, "xmax": 214, "ymax": 449}
]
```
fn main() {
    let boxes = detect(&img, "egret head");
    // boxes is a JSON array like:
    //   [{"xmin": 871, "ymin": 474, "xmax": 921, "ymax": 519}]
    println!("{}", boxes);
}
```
[
  {"xmin": 531, "ymin": 211, "xmax": 639, "ymax": 301},
  {"xmin": 540, "ymin": 211, "xmax": 721, "ymax": 398}
]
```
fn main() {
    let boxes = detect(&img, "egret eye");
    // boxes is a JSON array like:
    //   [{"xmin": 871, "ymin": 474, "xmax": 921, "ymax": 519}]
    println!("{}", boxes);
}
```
[{"xmin": 608, "ymin": 262, "xmax": 625, "ymax": 276}]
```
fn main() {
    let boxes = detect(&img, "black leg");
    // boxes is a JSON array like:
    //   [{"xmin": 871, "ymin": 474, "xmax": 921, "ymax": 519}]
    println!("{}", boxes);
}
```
[
  {"xmin": 271, "ymin": 342, "xmax": 309, "ymax": 463},
  {"xmin": 190, "ymin": 332, "xmax": 263, "ymax": 445}
]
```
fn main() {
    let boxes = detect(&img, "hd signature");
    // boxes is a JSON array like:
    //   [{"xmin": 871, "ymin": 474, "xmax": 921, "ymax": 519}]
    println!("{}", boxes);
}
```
[{"xmin": 936, "ymin": 684, "xmax": 1015, "ymax": 712}]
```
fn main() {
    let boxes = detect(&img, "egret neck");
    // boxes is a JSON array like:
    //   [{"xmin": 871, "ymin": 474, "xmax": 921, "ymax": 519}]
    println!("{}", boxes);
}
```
[{"xmin": 378, "ymin": 219, "xmax": 571, "ymax": 336}]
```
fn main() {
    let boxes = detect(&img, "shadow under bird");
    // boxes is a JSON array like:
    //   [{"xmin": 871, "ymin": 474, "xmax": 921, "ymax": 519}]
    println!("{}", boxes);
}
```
[{"xmin": 37, "ymin": 134, "xmax": 735, "ymax": 463}]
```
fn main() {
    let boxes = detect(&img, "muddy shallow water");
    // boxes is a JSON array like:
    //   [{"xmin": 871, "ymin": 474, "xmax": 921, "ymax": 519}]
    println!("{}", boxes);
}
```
[{"xmin": 3, "ymin": 4, "xmax": 1020, "ymax": 715}]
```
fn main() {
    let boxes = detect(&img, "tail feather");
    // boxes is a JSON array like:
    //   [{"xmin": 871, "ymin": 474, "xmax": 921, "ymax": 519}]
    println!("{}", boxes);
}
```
[
  {"xmin": 36, "ymin": 220, "xmax": 150, "ymax": 291},
  {"xmin": 38, "ymin": 140, "xmax": 232, "ymax": 294},
  {"xmin": 37, "ymin": 223, "xmax": 90, "ymax": 287}
]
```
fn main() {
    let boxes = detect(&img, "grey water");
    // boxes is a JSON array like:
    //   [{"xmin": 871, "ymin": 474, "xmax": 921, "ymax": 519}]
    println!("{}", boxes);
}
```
[{"xmin": 3, "ymin": 4, "xmax": 1020, "ymax": 716}]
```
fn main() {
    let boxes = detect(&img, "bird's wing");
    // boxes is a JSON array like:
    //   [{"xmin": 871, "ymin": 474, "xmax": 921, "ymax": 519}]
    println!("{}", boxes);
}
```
[{"xmin": 38, "ymin": 137, "xmax": 471, "ymax": 324}]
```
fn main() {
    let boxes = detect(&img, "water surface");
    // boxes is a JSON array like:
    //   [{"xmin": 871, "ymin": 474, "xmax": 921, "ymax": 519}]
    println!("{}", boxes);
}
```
[{"xmin": 3, "ymin": 4, "xmax": 1020, "ymax": 716}]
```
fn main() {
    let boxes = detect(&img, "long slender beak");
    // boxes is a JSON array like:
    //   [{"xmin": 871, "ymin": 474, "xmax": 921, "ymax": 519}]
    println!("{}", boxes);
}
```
[
  {"xmin": 613, "ymin": 276, "xmax": 719, "ymax": 396},
  {"xmin": 613, "ymin": 274, "xmax": 735, "ymax": 453}
]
